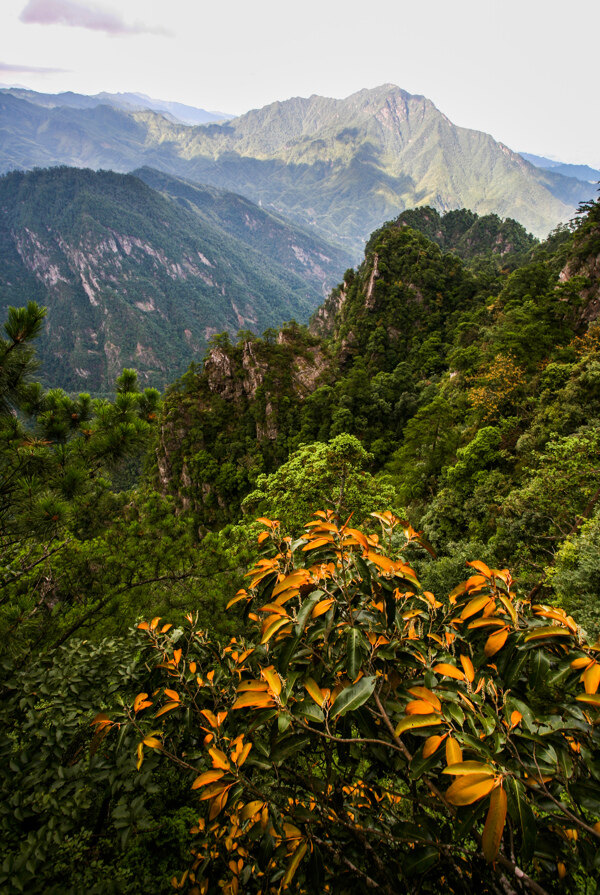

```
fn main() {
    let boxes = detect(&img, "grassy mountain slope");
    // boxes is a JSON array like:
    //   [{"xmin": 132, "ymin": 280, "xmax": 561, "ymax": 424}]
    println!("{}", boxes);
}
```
[
  {"xmin": 0, "ymin": 86, "xmax": 595, "ymax": 250},
  {"xmin": 0, "ymin": 167, "xmax": 347, "ymax": 391}
]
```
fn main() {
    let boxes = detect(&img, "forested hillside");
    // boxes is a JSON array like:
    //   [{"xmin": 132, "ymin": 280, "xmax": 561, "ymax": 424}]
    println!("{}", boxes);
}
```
[
  {"xmin": 0, "ymin": 167, "xmax": 350, "ymax": 391},
  {"xmin": 1, "ymin": 198, "xmax": 599, "ymax": 894}
]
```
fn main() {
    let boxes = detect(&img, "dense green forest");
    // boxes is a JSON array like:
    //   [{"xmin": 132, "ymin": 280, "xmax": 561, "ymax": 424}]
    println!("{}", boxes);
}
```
[
  {"xmin": 0, "ymin": 167, "xmax": 350, "ymax": 392},
  {"xmin": 1, "ymin": 200, "xmax": 599, "ymax": 894}
]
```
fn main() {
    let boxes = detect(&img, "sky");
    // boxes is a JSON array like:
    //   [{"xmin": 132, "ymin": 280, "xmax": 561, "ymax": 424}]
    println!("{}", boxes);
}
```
[{"xmin": 1, "ymin": 0, "xmax": 599, "ymax": 167}]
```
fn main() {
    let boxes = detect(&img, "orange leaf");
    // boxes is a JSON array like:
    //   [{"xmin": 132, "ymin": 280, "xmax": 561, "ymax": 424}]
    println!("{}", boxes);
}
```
[
  {"xmin": 155, "ymin": 701, "xmax": 180, "ymax": 717},
  {"xmin": 524, "ymin": 626, "xmax": 573, "ymax": 641},
  {"xmin": 134, "ymin": 692, "xmax": 150, "ymax": 712},
  {"xmin": 257, "ymin": 531, "xmax": 270, "ymax": 544},
  {"xmin": 460, "ymin": 655, "xmax": 475, "ymax": 682},
  {"xmin": 173, "ymin": 648, "xmax": 182, "ymax": 665},
  {"xmin": 468, "ymin": 617, "xmax": 508, "ymax": 629},
  {"xmin": 445, "ymin": 774, "xmax": 497, "ymax": 806},
  {"xmin": 395, "ymin": 714, "xmax": 442, "ymax": 736},
  {"xmin": 261, "ymin": 666, "xmax": 282, "ymax": 697},
  {"xmin": 482, "ymin": 784, "xmax": 507, "ymax": 862},
  {"xmin": 467, "ymin": 560, "xmax": 492, "ymax": 578},
  {"xmin": 576, "ymin": 693, "xmax": 600, "ymax": 706},
  {"xmin": 460, "ymin": 595, "xmax": 492, "ymax": 621},
  {"xmin": 304, "ymin": 677, "xmax": 326, "ymax": 707},
  {"xmin": 445, "ymin": 737, "xmax": 463, "ymax": 766},
  {"xmin": 272, "ymin": 570, "xmax": 311, "ymax": 596},
  {"xmin": 200, "ymin": 709, "xmax": 218, "ymax": 728},
  {"xmin": 423, "ymin": 734, "xmax": 446, "ymax": 758},
  {"xmin": 312, "ymin": 598, "xmax": 335, "ymax": 618},
  {"xmin": 433, "ymin": 663, "xmax": 465, "ymax": 681},
  {"xmin": 582, "ymin": 662, "xmax": 600, "ymax": 695},
  {"xmin": 240, "ymin": 799, "xmax": 265, "ymax": 821},
  {"xmin": 164, "ymin": 689, "xmax": 180, "ymax": 702},
  {"xmin": 345, "ymin": 528, "xmax": 369, "ymax": 549},
  {"xmin": 226, "ymin": 590, "xmax": 249, "ymax": 610},
  {"xmin": 258, "ymin": 603, "xmax": 290, "ymax": 617},
  {"xmin": 444, "ymin": 761, "xmax": 495, "ymax": 776},
  {"xmin": 260, "ymin": 616, "xmax": 291, "ymax": 644},
  {"xmin": 208, "ymin": 747, "xmax": 230, "ymax": 771},
  {"xmin": 150, "ymin": 616, "xmax": 161, "ymax": 631},
  {"xmin": 510, "ymin": 710, "xmax": 522, "ymax": 729},
  {"xmin": 302, "ymin": 538, "xmax": 333, "ymax": 551},
  {"xmin": 232, "ymin": 691, "xmax": 276, "ymax": 710},
  {"xmin": 484, "ymin": 627, "xmax": 509, "ymax": 657},
  {"xmin": 406, "ymin": 699, "xmax": 439, "ymax": 715},
  {"xmin": 367, "ymin": 551, "xmax": 395, "ymax": 573},
  {"xmin": 236, "ymin": 742, "xmax": 252, "ymax": 767},
  {"xmin": 407, "ymin": 686, "xmax": 441, "ymax": 712},
  {"xmin": 192, "ymin": 770, "xmax": 225, "ymax": 789}
]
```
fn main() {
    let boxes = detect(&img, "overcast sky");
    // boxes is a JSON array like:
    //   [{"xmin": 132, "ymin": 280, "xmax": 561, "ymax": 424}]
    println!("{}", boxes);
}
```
[{"xmin": 1, "ymin": 0, "xmax": 599, "ymax": 167}]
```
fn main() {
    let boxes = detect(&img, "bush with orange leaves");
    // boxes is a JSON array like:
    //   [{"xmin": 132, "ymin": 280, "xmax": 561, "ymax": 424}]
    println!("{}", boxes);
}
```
[{"xmin": 97, "ymin": 511, "xmax": 600, "ymax": 894}]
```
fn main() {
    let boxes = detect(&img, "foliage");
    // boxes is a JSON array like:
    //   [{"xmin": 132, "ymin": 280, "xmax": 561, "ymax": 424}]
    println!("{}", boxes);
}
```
[
  {"xmin": 242, "ymin": 434, "xmax": 398, "ymax": 534},
  {"xmin": 104, "ymin": 512, "xmax": 600, "ymax": 893}
]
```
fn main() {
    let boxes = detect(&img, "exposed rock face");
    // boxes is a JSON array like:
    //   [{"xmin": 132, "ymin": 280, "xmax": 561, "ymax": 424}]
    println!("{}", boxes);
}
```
[
  {"xmin": 0, "ymin": 167, "xmax": 344, "ymax": 391},
  {"xmin": 156, "ymin": 328, "xmax": 331, "ymax": 517},
  {"xmin": 365, "ymin": 253, "xmax": 379, "ymax": 309},
  {"xmin": 558, "ymin": 217, "xmax": 600, "ymax": 326},
  {"xmin": 309, "ymin": 282, "xmax": 349, "ymax": 337}
]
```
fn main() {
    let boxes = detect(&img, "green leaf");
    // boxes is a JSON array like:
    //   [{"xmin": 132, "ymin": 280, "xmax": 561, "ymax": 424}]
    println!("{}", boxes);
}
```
[
  {"xmin": 294, "ymin": 591, "xmax": 324, "ymax": 635},
  {"xmin": 269, "ymin": 733, "xmax": 311, "ymax": 765},
  {"xmin": 293, "ymin": 700, "xmax": 324, "ymax": 724},
  {"xmin": 278, "ymin": 713, "xmax": 292, "ymax": 733},
  {"xmin": 346, "ymin": 628, "xmax": 366, "ymax": 681},
  {"xmin": 330, "ymin": 676, "xmax": 377, "ymax": 719},
  {"xmin": 402, "ymin": 845, "xmax": 439, "ymax": 877},
  {"xmin": 505, "ymin": 778, "xmax": 536, "ymax": 864}
]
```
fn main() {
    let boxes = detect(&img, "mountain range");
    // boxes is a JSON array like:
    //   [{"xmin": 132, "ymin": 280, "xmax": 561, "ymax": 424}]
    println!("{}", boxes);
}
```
[
  {"xmin": 0, "ymin": 166, "xmax": 351, "ymax": 391},
  {"xmin": 0, "ymin": 87, "xmax": 232, "ymax": 125},
  {"xmin": 0, "ymin": 84, "xmax": 596, "ymax": 251},
  {"xmin": 520, "ymin": 152, "xmax": 600, "ymax": 184}
]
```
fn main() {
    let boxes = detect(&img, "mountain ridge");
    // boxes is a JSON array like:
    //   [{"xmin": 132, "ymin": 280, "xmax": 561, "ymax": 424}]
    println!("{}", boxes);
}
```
[{"xmin": 0, "ymin": 84, "xmax": 596, "ymax": 250}]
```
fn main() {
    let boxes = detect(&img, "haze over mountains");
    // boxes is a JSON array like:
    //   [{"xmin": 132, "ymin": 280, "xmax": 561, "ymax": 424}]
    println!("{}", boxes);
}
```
[
  {"xmin": 1, "ymin": 84, "xmax": 596, "ymax": 252},
  {"xmin": 0, "ymin": 87, "xmax": 233, "ymax": 125}
]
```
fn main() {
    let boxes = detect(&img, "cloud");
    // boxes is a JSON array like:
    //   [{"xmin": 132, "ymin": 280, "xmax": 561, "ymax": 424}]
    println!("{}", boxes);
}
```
[
  {"xmin": 19, "ymin": 0, "xmax": 170, "ymax": 36},
  {"xmin": 0, "ymin": 61, "xmax": 68, "ymax": 74}
]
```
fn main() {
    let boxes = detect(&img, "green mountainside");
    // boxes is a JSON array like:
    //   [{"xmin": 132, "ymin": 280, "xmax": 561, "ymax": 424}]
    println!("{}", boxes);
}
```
[
  {"xmin": 156, "ymin": 197, "xmax": 600, "ymax": 623},
  {"xmin": 0, "ymin": 86, "xmax": 595, "ymax": 249},
  {"xmin": 0, "ymin": 167, "xmax": 349, "ymax": 391},
  {"xmin": 132, "ymin": 167, "xmax": 351, "ymax": 291},
  {"xmin": 367, "ymin": 206, "xmax": 538, "ymax": 264},
  {"xmin": 1, "ymin": 197, "xmax": 600, "ymax": 893}
]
